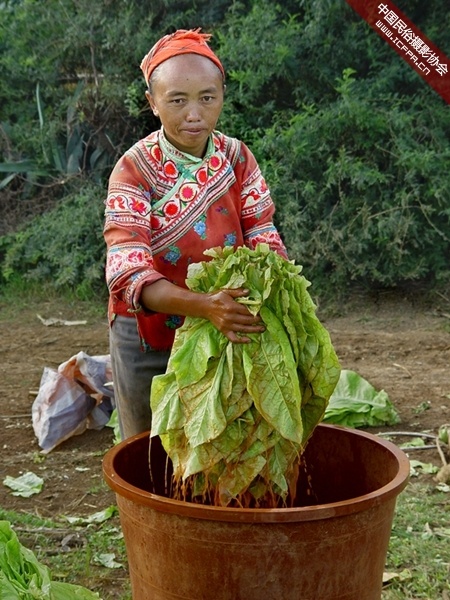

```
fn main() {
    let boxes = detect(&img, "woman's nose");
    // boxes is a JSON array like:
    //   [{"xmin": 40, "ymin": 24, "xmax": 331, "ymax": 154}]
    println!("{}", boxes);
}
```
[{"xmin": 185, "ymin": 103, "xmax": 201, "ymax": 121}]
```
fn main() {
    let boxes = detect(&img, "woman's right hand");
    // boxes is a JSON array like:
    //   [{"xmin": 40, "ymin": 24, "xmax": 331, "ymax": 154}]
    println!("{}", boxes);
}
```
[{"xmin": 204, "ymin": 288, "xmax": 265, "ymax": 344}]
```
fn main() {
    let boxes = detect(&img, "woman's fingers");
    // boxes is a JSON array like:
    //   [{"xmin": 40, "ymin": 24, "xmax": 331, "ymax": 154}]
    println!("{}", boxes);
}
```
[{"xmin": 206, "ymin": 288, "xmax": 265, "ymax": 342}]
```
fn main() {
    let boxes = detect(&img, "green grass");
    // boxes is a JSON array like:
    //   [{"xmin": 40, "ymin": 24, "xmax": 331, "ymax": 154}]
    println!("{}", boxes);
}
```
[{"xmin": 382, "ymin": 480, "xmax": 450, "ymax": 599}]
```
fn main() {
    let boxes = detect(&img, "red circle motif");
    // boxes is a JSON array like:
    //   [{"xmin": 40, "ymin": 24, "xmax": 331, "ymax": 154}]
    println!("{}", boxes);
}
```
[
  {"xmin": 180, "ymin": 184, "xmax": 197, "ymax": 201},
  {"xmin": 196, "ymin": 167, "xmax": 208, "ymax": 185},
  {"xmin": 151, "ymin": 145, "xmax": 162, "ymax": 162},
  {"xmin": 209, "ymin": 155, "xmax": 222, "ymax": 170},
  {"xmin": 164, "ymin": 202, "xmax": 179, "ymax": 217},
  {"xmin": 164, "ymin": 161, "xmax": 178, "ymax": 178},
  {"xmin": 151, "ymin": 215, "xmax": 162, "ymax": 230}
]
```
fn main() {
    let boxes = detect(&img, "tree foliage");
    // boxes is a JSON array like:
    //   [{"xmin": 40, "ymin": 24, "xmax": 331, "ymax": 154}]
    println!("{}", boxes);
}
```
[
  {"xmin": 257, "ymin": 83, "xmax": 450, "ymax": 289},
  {"xmin": 0, "ymin": 181, "xmax": 106, "ymax": 297},
  {"xmin": 1, "ymin": 0, "xmax": 449, "ymax": 296}
]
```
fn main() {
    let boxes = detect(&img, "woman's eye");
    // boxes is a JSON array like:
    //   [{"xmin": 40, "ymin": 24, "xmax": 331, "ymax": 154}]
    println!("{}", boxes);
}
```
[{"xmin": 170, "ymin": 98, "xmax": 185, "ymax": 105}]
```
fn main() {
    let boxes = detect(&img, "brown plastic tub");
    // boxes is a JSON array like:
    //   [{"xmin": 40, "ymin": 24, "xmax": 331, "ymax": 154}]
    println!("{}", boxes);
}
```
[{"xmin": 103, "ymin": 423, "xmax": 410, "ymax": 600}]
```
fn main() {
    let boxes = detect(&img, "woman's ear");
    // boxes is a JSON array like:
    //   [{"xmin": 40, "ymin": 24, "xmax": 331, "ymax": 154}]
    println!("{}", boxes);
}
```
[{"xmin": 145, "ymin": 90, "xmax": 159, "ymax": 117}]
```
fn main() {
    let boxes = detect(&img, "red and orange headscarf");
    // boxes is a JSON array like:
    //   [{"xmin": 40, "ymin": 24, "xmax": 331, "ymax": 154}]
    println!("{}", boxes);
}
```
[{"xmin": 140, "ymin": 28, "xmax": 225, "ymax": 86}]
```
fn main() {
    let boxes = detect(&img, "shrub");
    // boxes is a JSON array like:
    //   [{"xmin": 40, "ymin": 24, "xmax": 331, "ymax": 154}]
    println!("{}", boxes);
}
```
[
  {"xmin": 1, "ymin": 181, "xmax": 107, "ymax": 298},
  {"xmin": 256, "ymin": 77, "xmax": 450, "ymax": 292}
]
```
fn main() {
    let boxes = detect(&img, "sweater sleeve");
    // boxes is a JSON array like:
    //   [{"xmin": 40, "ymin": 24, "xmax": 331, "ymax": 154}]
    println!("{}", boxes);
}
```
[
  {"xmin": 237, "ymin": 142, "xmax": 288, "ymax": 260},
  {"xmin": 103, "ymin": 152, "xmax": 166, "ymax": 312}
]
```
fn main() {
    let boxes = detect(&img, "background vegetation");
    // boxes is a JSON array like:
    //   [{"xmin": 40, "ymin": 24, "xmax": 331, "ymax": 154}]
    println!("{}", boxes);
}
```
[{"xmin": 1, "ymin": 0, "xmax": 449, "ymax": 300}]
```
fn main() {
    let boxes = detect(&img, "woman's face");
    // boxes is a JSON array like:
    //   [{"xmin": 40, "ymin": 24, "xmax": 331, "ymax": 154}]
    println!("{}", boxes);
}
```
[{"xmin": 146, "ymin": 53, "xmax": 224, "ymax": 158}]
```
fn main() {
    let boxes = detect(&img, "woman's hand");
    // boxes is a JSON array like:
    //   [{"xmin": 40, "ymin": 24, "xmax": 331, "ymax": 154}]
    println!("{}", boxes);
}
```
[{"xmin": 204, "ymin": 288, "xmax": 265, "ymax": 344}]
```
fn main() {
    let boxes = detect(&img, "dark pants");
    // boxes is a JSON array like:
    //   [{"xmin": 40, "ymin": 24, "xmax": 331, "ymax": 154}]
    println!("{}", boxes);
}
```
[{"xmin": 109, "ymin": 315, "xmax": 170, "ymax": 440}]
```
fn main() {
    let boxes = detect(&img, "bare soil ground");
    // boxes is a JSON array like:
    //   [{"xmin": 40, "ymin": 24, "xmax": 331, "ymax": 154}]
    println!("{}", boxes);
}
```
[{"xmin": 1, "ymin": 290, "xmax": 449, "ymax": 595}]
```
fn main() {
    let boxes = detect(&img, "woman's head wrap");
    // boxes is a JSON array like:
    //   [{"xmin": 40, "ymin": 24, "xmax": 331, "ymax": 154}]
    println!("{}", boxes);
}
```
[{"xmin": 140, "ymin": 28, "xmax": 225, "ymax": 86}]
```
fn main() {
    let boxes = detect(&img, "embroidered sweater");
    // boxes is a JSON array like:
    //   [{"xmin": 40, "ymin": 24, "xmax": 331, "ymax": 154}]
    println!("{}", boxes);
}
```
[{"xmin": 104, "ymin": 128, "xmax": 287, "ymax": 351}]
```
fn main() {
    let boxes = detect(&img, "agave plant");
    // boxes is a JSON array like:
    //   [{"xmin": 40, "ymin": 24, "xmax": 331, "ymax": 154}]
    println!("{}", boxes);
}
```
[{"xmin": 0, "ymin": 81, "xmax": 110, "ymax": 190}]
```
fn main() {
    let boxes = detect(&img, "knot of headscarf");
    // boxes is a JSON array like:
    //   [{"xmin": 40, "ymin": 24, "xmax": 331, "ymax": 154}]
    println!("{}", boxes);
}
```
[{"xmin": 140, "ymin": 28, "xmax": 225, "ymax": 86}]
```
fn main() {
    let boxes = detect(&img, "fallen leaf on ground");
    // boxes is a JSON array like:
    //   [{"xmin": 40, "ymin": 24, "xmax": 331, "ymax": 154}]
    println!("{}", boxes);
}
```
[{"xmin": 3, "ymin": 471, "xmax": 44, "ymax": 497}]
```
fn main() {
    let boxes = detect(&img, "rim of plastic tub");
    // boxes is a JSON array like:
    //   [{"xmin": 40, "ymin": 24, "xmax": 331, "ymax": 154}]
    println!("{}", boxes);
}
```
[{"xmin": 102, "ymin": 423, "xmax": 410, "ymax": 524}]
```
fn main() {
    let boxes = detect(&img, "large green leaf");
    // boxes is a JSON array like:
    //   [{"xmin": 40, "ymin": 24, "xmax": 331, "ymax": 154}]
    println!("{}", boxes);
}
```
[
  {"xmin": 150, "ymin": 371, "xmax": 184, "ymax": 436},
  {"xmin": 243, "ymin": 308, "xmax": 303, "ymax": 444},
  {"xmin": 323, "ymin": 369, "xmax": 400, "ymax": 427},
  {"xmin": 183, "ymin": 351, "xmax": 228, "ymax": 448},
  {"xmin": 0, "ymin": 521, "xmax": 99, "ymax": 599},
  {"xmin": 170, "ymin": 320, "xmax": 225, "ymax": 388},
  {"xmin": 217, "ymin": 454, "xmax": 267, "ymax": 505}
]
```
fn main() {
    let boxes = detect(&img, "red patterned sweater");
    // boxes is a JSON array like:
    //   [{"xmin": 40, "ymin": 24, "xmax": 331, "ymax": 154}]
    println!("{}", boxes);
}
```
[{"xmin": 104, "ymin": 128, "xmax": 287, "ymax": 351}]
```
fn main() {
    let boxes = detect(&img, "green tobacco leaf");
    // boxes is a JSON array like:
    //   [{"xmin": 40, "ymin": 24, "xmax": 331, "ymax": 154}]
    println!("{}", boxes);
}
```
[
  {"xmin": 243, "ymin": 307, "xmax": 303, "ymax": 444},
  {"xmin": 50, "ymin": 582, "xmax": 100, "ymax": 599},
  {"xmin": 301, "ymin": 392, "xmax": 331, "ymax": 442},
  {"xmin": 3, "ymin": 472, "xmax": 44, "ymax": 497},
  {"xmin": 438, "ymin": 424, "xmax": 449, "ymax": 444},
  {"xmin": 400, "ymin": 437, "xmax": 425, "ymax": 449},
  {"xmin": 179, "ymin": 359, "xmax": 223, "ymax": 420},
  {"xmin": 218, "ymin": 454, "xmax": 267, "ymax": 503},
  {"xmin": 0, "ymin": 574, "xmax": 19, "ymax": 599},
  {"xmin": 170, "ymin": 320, "xmax": 225, "ymax": 389},
  {"xmin": 221, "ymin": 344, "xmax": 251, "ymax": 420},
  {"xmin": 183, "ymin": 416, "xmax": 252, "ymax": 478},
  {"xmin": 267, "ymin": 438, "xmax": 299, "ymax": 495},
  {"xmin": 183, "ymin": 442, "xmax": 223, "ymax": 479},
  {"xmin": 105, "ymin": 408, "xmax": 121, "ymax": 445},
  {"xmin": 183, "ymin": 352, "xmax": 228, "ymax": 448},
  {"xmin": 64, "ymin": 506, "xmax": 117, "ymax": 525},
  {"xmin": 159, "ymin": 430, "xmax": 187, "ymax": 477},
  {"xmin": 150, "ymin": 372, "xmax": 184, "ymax": 436},
  {"xmin": 323, "ymin": 369, "xmax": 400, "ymax": 427},
  {"xmin": 0, "ymin": 521, "xmax": 99, "ymax": 598},
  {"xmin": 239, "ymin": 429, "xmax": 280, "ymax": 463},
  {"xmin": 409, "ymin": 460, "xmax": 439, "ymax": 477},
  {"xmin": 0, "ymin": 520, "xmax": 50, "ymax": 596}
]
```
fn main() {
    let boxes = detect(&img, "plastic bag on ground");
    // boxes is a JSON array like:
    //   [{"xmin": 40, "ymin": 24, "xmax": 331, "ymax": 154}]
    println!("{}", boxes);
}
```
[{"xmin": 32, "ymin": 352, "xmax": 115, "ymax": 453}]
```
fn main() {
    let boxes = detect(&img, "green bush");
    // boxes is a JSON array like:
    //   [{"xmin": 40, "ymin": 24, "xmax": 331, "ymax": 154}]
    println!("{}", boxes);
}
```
[
  {"xmin": 1, "ymin": 181, "xmax": 107, "ymax": 298},
  {"xmin": 1, "ymin": 0, "xmax": 449, "ymax": 297},
  {"xmin": 256, "ymin": 75, "xmax": 450, "ymax": 291}
]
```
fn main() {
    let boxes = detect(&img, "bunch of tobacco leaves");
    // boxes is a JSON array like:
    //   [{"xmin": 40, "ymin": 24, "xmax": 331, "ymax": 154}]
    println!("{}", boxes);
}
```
[{"xmin": 150, "ymin": 244, "xmax": 341, "ymax": 507}]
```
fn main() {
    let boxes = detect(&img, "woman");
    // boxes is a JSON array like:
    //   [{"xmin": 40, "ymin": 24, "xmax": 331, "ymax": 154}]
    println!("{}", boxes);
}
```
[{"xmin": 104, "ymin": 29, "xmax": 287, "ymax": 439}]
